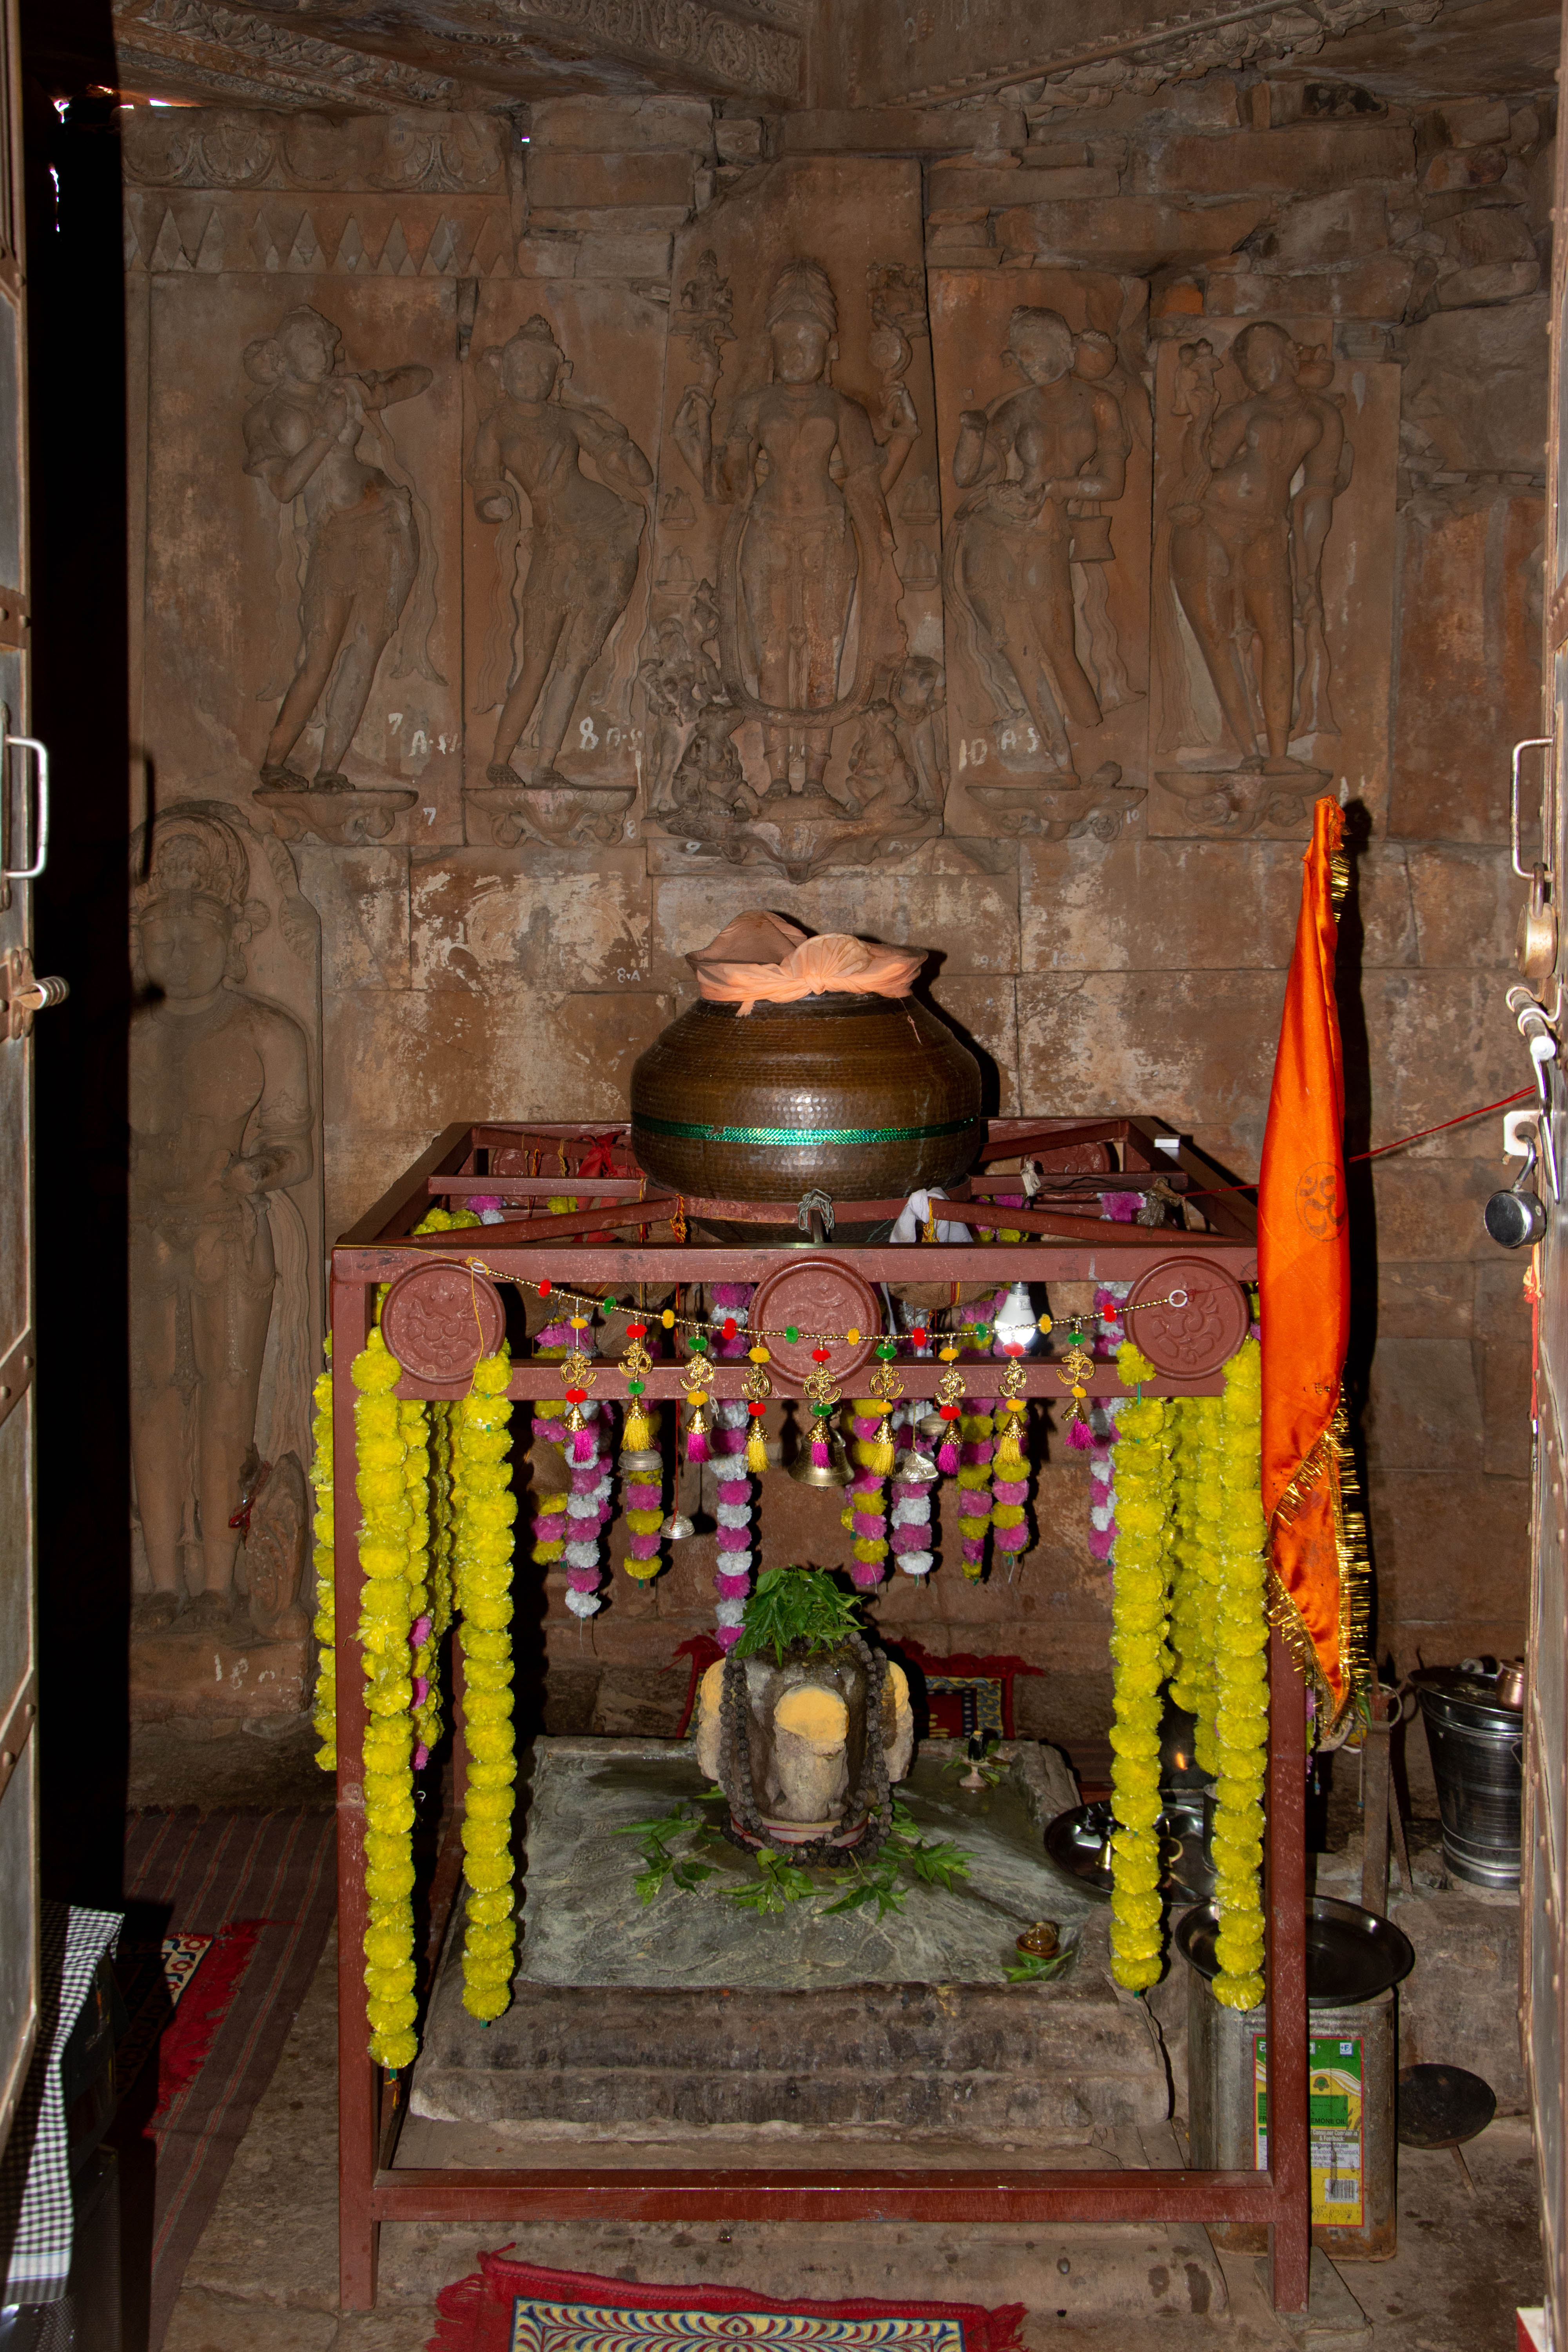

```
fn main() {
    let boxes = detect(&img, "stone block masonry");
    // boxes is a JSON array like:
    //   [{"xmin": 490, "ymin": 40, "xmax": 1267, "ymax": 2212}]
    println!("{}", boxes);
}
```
[{"xmin": 120, "ymin": 65, "xmax": 1550, "ymax": 1710}]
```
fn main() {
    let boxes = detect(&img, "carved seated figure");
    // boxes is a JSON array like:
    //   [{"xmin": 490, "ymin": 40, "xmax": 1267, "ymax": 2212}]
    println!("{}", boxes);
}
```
[{"xmin": 695, "ymin": 1644, "xmax": 915, "ymax": 1852}]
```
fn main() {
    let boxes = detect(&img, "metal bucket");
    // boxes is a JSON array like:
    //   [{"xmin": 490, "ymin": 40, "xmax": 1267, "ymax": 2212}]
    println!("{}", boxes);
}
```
[{"xmin": 1411, "ymin": 1666, "xmax": 1524, "ymax": 1891}]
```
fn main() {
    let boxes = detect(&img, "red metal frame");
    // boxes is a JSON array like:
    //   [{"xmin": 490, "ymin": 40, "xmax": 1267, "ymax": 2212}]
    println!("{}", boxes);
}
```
[{"xmin": 330, "ymin": 1121, "xmax": 1309, "ymax": 2314}]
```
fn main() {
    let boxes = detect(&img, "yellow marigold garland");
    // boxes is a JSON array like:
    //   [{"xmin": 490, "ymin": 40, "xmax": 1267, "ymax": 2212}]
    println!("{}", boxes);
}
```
[
  {"xmin": 310, "ymin": 1344, "xmax": 336, "ymax": 1772},
  {"xmin": 1107, "ymin": 1340, "xmax": 1174, "ymax": 1992},
  {"xmin": 1167, "ymin": 1397, "xmax": 1221, "ymax": 1748},
  {"xmin": 452, "ymin": 1349, "xmax": 519, "ymax": 2023},
  {"xmin": 353, "ymin": 1329, "xmax": 423, "ymax": 2072},
  {"xmin": 1105, "ymin": 1336, "xmax": 1270, "ymax": 2007},
  {"xmin": 956, "ymin": 1403, "xmax": 996, "ymax": 1580},
  {"xmin": 1210, "ymin": 1338, "xmax": 1268, "ymax": 2010}
]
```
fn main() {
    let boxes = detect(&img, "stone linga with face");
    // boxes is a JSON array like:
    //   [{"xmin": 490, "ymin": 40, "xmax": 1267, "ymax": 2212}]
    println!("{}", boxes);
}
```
[
  {"xmin": 628, "ymin": 911, "xmax": 984, "ymax": 1230},
  {"xmin": 694, "ymin": 1642, "xmax": 915, "ymax": 1854}
]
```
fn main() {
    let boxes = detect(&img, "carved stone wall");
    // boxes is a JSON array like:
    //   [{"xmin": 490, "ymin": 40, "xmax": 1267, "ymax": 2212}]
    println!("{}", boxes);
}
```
[{"xmin": 124, "ymin": 76, "xmax": 1551, "ymax": 1722}]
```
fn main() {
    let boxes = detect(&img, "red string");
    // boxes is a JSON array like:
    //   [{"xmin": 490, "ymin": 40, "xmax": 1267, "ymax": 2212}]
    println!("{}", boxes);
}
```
[{"xmin": 1181, "ymin": 1086, "xmax": 1537, "ymax": 1201}]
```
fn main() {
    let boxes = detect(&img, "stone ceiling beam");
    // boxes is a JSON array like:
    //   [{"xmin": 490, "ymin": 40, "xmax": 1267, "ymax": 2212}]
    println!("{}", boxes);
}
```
[
  {"xmin": 109, "ymin": 0, "xmax": 805, "ymax": 109},
  {"xmin": 824, "ymin": 0, "xmax": 1547, "ymax": 112}
]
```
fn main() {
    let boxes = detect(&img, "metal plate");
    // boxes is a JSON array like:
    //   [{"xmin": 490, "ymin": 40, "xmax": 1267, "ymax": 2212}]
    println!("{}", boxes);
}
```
[
  {"xmin": 1397, "ymin": 2062, "xmax": 1497, "ymax": 2150},
  {"xmin": 1176, "ymin": 1894, "xmax": 1415, "ymax": 2007},
  {"xmin": 1044, "ymin": 1800, "xmax": 1214, "ymax": 1905}
]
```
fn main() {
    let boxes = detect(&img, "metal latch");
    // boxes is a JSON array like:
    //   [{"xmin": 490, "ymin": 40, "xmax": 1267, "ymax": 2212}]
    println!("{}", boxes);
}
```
[{"xmin": 0, "ymin": 947, "xmax": 67, "ymax": 1041}]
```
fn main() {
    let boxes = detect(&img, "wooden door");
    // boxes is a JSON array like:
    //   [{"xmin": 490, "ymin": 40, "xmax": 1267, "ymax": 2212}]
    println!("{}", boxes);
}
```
[
  {"xmin": 1527, "ymin": 9, "xmax": 1568, "ymax": 2335},
  {"xmin": 0, "ymin": 0, "xmax": 45, "ymax": 2152}
]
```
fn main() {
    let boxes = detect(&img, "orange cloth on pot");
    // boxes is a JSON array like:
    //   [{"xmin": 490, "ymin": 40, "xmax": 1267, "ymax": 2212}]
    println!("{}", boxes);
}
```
[{"xmin": 695, "ymin": 932, "xmax": 924, "ymax": 1017}]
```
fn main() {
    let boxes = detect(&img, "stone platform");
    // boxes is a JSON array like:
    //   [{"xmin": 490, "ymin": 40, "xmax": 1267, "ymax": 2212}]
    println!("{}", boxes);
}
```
[{"xmin": 408, "ymin": 1736, "xmax": 1170, "ymax": 2145}]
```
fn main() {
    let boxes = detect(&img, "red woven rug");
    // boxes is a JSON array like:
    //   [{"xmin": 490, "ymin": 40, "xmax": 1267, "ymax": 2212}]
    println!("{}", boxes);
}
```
[
  {"xmin": 431, "ymin": 2254, "xmax": 1028, "ymax": 2352},
  {"xmin": 114, "ymin": 1807, "xmax": 337, "ymax": 2351}
]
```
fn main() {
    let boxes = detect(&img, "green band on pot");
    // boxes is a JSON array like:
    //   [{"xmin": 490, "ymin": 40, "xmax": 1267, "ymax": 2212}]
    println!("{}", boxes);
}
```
[{"xmin": 633, "ymin": 1112, "xmax": 975, "ymax": 1148}]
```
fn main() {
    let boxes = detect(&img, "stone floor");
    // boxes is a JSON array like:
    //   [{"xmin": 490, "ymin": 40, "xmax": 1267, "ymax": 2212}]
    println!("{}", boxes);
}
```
[
  {"xmin": 163, "ymin": 1915, "xmax": 1544, "ymax": 2352},
  {"xmin": 137, "ymin": 1713, "xmax": 1542, "ymax": 2352}
]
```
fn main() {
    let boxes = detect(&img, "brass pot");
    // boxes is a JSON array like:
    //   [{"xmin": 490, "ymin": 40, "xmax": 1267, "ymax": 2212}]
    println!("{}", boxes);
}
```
[{"xmin": 629, "ymin": 991, "xmax": 983, "ymax": 1228}]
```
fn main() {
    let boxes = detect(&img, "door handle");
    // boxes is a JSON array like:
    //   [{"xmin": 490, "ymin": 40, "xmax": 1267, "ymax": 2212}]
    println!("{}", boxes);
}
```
[
  {"xmin": 1, "ymin": 736, "xmax": 47, "ymax": 881},
  {"xmin": 1512, "ymin": 737, "xmax": 1553, "ymax": 880}
]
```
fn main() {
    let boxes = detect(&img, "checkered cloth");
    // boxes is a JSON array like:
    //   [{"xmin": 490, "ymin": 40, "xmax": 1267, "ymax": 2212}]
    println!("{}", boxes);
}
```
[{"xmin": 0, "ymin": 1902, "xmax": 122, "ymax": 2303}]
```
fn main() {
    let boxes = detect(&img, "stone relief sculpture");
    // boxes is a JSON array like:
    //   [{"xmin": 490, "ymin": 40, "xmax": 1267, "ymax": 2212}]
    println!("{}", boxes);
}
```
[
  {"xmin": 656, "ymin": 250, "xmax": 941, "ymax": 878},
  {"xmin": 673, "ymin": 256, "xmax": 907, "ymax": 800},
  {"xmin": 469, "ymin": 315, "xmax": 653, "ymax": 792},
  {"xmin": 945, "ymin": 307, "xmax": 1134, "ymax": 784},
  {"xmin": 243, "ymin": 303, "xmax": 434, "ymax": 795},
  {"xmin": 1156, "ymin": 323, "xmax": 1353, "ymax": 828},
  {"xmin": 129, "ymin": 805, "xmax": 314, "ymax": 1633}
]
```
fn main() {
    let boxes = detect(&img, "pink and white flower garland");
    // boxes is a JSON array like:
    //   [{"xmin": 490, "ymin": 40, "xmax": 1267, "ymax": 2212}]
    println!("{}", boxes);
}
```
[
  {"xmin": 889, "ymin": 1407, "xmax": 934, "ymax": 1578},
  {"xmin": 534, "ymin": 1314, "xmax": 613, "ymax": 1620},
  {"xmin": 710, "ymin": 1285, "xmax": 756, "ymax": 1652},
  {"xmin": 1087, "ymin": 1284, "xmax": 1131, "ymax": 1570}
]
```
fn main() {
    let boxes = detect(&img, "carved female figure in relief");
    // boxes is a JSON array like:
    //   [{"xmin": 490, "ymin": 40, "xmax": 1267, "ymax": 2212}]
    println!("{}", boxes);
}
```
[
  {"xmin": 946, "ymin": 307, "xmax": 1131, "ymax": 777},
  {"xmin": 1167, "ymin": 321, "xmax": 1348, "ymax": 771},
  {"xmin": 469, "ymin": 316, "xmax": 653, "ymax": 789},
  {"xmin": 673, "ymin": 259, "xmax": 905, "ymax": 800},
  {"xmin": 243, "ymin": 305, "xmax": 432, "ymax": 791},
  {"xmin": 129, "ymin": 811, "xmax": 312, "ymax": 1628}
]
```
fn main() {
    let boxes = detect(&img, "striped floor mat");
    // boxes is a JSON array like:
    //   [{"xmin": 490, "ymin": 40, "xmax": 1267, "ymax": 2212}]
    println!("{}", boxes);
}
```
[{"xmin": 118, "ymin": 1807, "xmax": 336, "ymax": 2350}]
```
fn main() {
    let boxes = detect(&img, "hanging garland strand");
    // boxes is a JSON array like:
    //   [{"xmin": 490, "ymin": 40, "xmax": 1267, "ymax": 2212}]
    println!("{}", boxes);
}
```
[
  {"xmin": 352, "ymin": 1330, "xmax": 422, "ymax": 2072},
  {"xmin": 310, "ymin": 1345, "xmax": 336, "ymax": 1773},
  {"xmin": 1210, "ymin": 1337, "xmax": 1268, "ymax": 2011},
  {"xmin": 956, "ymin": 1398, "xmax": 996, "ymax": 1579},
  {"xmin": 1168, "ymin": 1396, "xmax": 1222, "ymax": 1768},
  {"xmin": 990, "ymin": 1358, "xmax": 1031, "ymax": 1572},
  {"xmin": 1106, "ymin": 1337, "xmax": 1174, "ymax": 1994},
  {"xmin": 710, "ymin": 1286, "xmax": 759, "ymax": 1644},
  {"xmin": 451, "ymin": 1347, "xmax": 520, "ymax": 2023},
  {"xmin": 1103, "ymin": 1335, "xmax": 1270, "ymax": 2004},
  {"xmin": 417, "ymin": 1402, "xmax": 456, "ymax": 1766}
]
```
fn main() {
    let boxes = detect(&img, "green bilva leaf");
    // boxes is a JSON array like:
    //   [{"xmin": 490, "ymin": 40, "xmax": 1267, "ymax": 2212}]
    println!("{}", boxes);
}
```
[{"xmin": 1004, "ymin": 1946, "xmax": 1072, "ymax": 1983}]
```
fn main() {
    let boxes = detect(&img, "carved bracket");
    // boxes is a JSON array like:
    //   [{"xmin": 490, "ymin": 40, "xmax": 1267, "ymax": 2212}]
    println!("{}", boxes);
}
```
[
  {"xmin": 1152, "ymin": 764, "xmax": 1329, "ymax": 840},
  {"xmin": 253, "ymin": 783, "xmax": 417, "ymax": 846},
  {"xmin": 965, "ymin": 762, "xmax": 1146, "ymax": 844},
  {"xmin": 463, "ymin": 779, "xmax": 635, "ymax": 850}
]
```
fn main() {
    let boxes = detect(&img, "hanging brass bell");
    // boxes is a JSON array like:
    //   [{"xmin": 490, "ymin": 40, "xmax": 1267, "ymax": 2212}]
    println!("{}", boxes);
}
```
[
  {"xmin": 899, "ymin": 1435, "xmax": 940, "ymax": 1487},
  {"xmin": 660, "ymin": 1510, "xmax": 695, "ymax": 1541},
  {"xmin": 788, "ymin": 1416, "xmax": 852, "ymax": 1488}
]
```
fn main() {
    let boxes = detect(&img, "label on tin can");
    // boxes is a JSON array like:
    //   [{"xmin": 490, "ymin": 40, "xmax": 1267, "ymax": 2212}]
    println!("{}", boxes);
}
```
[{"xmin": 1253, "ymin": 2034, "xmax": 1365, "ymax": 2227}]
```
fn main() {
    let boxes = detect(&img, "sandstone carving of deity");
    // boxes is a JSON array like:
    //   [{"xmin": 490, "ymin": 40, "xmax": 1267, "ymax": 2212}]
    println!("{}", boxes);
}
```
[
  {"xmin": 469, "ymin": 315, "xmax": 654, "ymax": 792},
  {"xmin": 945, "ymin": 307, "xmax": 1134, "ymax": 784},
  {"xmin": 1158, "ymin": 322, "xmax": 1353, "ymax": 775},
  {"xmin": 129, "ymin": 806, "xmax": 313, "ymax": 1631},
  {"xmin": 671, "ymin": 257, "xmax": 908, "ymax": 808},
  {"xmin": 242, "ymin": 304, "xmax": 435, "ymax": 796}
]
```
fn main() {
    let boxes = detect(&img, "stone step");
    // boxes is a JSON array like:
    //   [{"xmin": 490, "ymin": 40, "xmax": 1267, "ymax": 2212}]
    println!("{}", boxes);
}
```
[
  {"xmin": 410, "ymin": 1736, "xmax": 1172, "ymax": 2138},
  {"xmin": 413, "ymin": 1974, "xmax": 1169, "ymax": 2131}
]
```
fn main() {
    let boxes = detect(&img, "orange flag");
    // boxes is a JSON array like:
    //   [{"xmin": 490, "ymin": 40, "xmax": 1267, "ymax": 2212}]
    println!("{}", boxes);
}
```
[{"xmin": 1258, "ymin": 797, "xmax": 1368, "ymax": 1730}]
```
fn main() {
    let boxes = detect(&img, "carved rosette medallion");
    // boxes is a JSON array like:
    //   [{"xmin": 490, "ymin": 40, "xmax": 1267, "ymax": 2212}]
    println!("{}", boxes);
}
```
[
  {"xmin": 1123, "ymin": 1257, "xmax": 1250, "ymax": 1380},
  {"xmin": 381, "ymin": 1262, "xmax": 506, "ymax": 1390}
]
